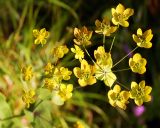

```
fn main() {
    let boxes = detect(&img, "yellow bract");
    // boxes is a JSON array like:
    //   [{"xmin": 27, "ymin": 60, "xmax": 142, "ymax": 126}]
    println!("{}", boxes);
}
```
[
  {"xmin": 21, "ymin": 66, "xmax": 33, "ymax": 81},
  {"xmin": 22, "ymin": 89, "xmax": 35, "ymax": 108},
  {"xmin": 44, "ymin": 62, "xmax": 54, "ymax": 75},
  {"xmin": 130, "ymin": 81, "xmax": 152, "ymax": 106},
  {"xmin": 52, "ymin": 45, "xmax": 69, "ymax": 59},
  {"xmin": 108, "ymin": 85, "xmax": 130, "ymax": 110},
  {"xmin": 73, "ymin": 59, "xmax": 96, "ymax": 87},
  {"xmin": 111, "ymin": 3, "xmax": 134, "ymax": 27},
  {"xmin": 33, "ymin": 28, "xmax": 50, "ymax": 45},
  {"xmin": 71, "ymin": 45, "xmax": 84, "ymax": 61},
  {"xmin": 73, "ymin": 26, "xmax": 93, "ymax": 46},
  {"xmin": 95, "ymin": 17, "xmax": 117, "ymax": 36},
  {"xmin": 132, "ymin": 28, "xmax": 153, "ymax": 48},
  {"xmin": 58, "ymin": 84, "xmax": 73, "ymax": 101},
  {"xmin": 94, "ymin": 46, "xmax": 116, "ymax": 87},
  {"xmin": 129, "ymin": 53, "xmax": 147, "ymax": 74}
]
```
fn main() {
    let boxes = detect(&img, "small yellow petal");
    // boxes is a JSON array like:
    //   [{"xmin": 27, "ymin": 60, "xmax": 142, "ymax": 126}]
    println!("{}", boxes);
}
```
[
  {"xmin": 137, "ymin": 28, "xmax": 142, "ymax": 36},
  {"xmin": 135, "ymin": 99, "xmax": 143, "ymax": 106},
  {"xmin": 116, "ymin": 3, "xmax": 125, "ymax": 13}
]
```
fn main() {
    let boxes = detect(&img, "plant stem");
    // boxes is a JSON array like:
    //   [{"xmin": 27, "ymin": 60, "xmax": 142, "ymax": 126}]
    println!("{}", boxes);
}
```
[
  {"xmin": 109, "ymin": 35, "xmax": 116, "ymax": 52},
  {"xmin": 83, "ymin": 45, "xmax": 103, "ymax": 70},
  {"xmin": 115, "ymin": 80, "xmax": 130, "ymax": 90},
  {"xmin": 103, "ymin": 34, "xmax": 105, "ymax": 48},
  {"xmin": 112, "ymin": 68, "xmax": 130, "ymax": 73},
  {"xmin": 112, "ymin": 46, "xmax": 138, "ymax": 68}
]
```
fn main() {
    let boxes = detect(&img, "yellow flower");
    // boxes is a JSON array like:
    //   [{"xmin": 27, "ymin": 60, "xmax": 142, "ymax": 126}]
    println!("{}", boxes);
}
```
[
  {"xmin": 129, "ymin": 53, "xmax": 147, "ymax": 74},
  {"xmin": 108, "ymin": 85, "xmax": 130, "ymax": 110},
  {"xmin": 111, "ymin": 3, "xmax": 134, "ymax": 27},
  {"xmin": 71, "ymin": 45, "xmax": 84, "ymax": 61},
  {"xmin": 74, "ymin": 121, "xmax": 85, "ymax": 128},
  {"xmin": 73, "ymin": 26, "xmax": 93, "ymax": 46},
  {"xmin": 58, "ymin": 84, "xmax": 73, "ymax": 101},
  {"xmin": 21, "ymin": 66, "xmax": 33, "ymax": 81},
  {"xmin": 132, "ymin": 28, "xmax": 153, "ymax": 48},
  {"xmin": 44, "ymin": 78, "xmax": 59, "ymax": 91},
  {"xmin": 44, "ymin": 62, "xmax": 54, "ymax": 75},
  {"xmin": 52, "ymin": 45, "xmax": 69, "ymax": 59},
  {"xmin": 33, "ymin": 28, "xmax": 50, "ymax": 45},
  {"xmin": 54, "ymin": 67, "xmax": 72, "ymax": 81},
  {"xmin": 95, "ymin": 17, "xmax": 117, "ymax": 36},
  {"xmin": 22, "ymin": 89, "xmax": 35, "ymax": 108},
  {"xmin": 130, "ymin": 81, "xmax": 152, "ymax": 106},
  {"xmin": 94, "ymin": 46, "xmax": 112, "ymax": 67},
  {"xmin": 94, "ymin": 46, "xmax": 116, "ymax": 87},
  {"xmin": 73, "ymin": 59, "xmax": 96, "ymax": 87}
]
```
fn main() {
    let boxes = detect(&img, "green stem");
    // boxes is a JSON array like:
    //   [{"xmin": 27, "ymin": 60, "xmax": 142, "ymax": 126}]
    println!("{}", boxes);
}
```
[
  {"xmin": 33, "ymin": 100, "xmax": 44, "ymax": 112},
  {"xmin": 112, "ymin": 68, "xmax": 130, "ymax": 73},
  {"xmin": 83, "ymin": 45, "xmax": 103, "ymax": 70},
  {"xmin": 103, "ymin": 34, "xmax": 105, "ymax": 48},
  {"xmin": 115, "ymin": 80, "xmax": 130, "ymax": 90},
  {"xmin": 112, "ymin": 46, "xmax": 138, "ymax": 68},
  {"xmin": 0, "ymin": 114, "xmax": 24, "ymax": 121},
  {"xmin": 109, "ymin": 35, "xmax": 116, "ymax": 52}
]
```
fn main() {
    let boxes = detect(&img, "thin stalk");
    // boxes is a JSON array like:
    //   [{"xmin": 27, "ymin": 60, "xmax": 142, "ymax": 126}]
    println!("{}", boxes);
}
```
[
  {"xmin": 115, "ymin": 80, "xmax": 130, "ymax": 90},
  {"xmin": 0, "ymin": 114, "xmax": 24, "ymax": 121},
  {"xmin": 109, "ymin": 35, "xmax": 116, "ymax": 52},
  {"xmin": 113, "ymin": 46, "xmax": 138, "ymax": 68},
  {"xmin": 112, "ymin": 68, "xmax": 130, "ymax": 73},
  {"xmin": 83, "ymin": 45, "xmax": 103, "ymax": 70},
  {"xmin": 103, "ymin": 34, "xmax": 105, "ymax": 48}
]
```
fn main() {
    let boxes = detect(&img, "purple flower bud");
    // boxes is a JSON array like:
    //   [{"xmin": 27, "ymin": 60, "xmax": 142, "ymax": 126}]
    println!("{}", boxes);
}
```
[{"xmin": 133, "ymin": 105, "xmax": 145, "ymax": 117}]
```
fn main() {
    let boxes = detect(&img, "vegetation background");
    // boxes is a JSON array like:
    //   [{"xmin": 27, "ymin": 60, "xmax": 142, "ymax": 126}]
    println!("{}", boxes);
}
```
[{"xmin": 0, "ymin": 0, "xmax": 160, "ymax": 127}]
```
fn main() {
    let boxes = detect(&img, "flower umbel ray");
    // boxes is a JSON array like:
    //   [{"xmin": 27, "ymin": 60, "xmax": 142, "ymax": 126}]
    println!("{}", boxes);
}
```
[
  {"xmin": 111, "ymin": 3, "xmax": 134, "ymax": 27},
  {"xmin": 132, "ymin": 28, "xmax": 153, "ymax": 48},
  {"xmin": 33, "ymin": 28, "xmax": 50, "ymax": 46},
  {"xmin": 130, "ymin": 80, "xmax": 152, "ymax": 106}
]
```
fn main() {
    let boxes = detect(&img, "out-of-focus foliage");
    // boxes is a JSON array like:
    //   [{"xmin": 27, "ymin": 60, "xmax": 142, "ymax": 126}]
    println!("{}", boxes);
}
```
[{"xmin": 0, "ymin": 0, "xmax": 160, "ymax": 128}]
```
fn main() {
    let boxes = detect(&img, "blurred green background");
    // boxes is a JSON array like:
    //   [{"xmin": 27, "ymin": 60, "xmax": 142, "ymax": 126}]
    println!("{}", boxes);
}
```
[{"xmin": 0, "ymin": 0, "xmax": 160, "ymax": 127}]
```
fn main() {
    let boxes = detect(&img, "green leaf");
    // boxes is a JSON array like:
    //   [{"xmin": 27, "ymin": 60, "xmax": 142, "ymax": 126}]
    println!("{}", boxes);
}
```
[
  {"xmin": 48, "ymin": 0, "xmax": 79, "ymax": 21},
  {"xmin": 0, "ymin": 93, "xmax": 12, "ymax": 127}
]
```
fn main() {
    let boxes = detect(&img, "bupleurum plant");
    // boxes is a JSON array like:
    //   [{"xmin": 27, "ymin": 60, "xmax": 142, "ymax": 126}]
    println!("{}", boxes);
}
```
[{"xmin": 21, "ymin": 3, "xmax": 153, "ymax": 120}]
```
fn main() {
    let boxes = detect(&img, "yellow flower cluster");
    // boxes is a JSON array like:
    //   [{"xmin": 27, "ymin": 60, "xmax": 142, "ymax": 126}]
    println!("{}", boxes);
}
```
[
  {"xmin": 73, "ymin": 26, "xmax": 92, "ymax": 46},
  {"xmin": 52, "ymin": 45, "xmax": 69, "ymax": 59},
  {"xmin": 21, "ymin": 66, "xmax": 33, "ymax": 81},
  {"xmin": 73, "ymin": 59, "xmax": 96, "ymax": 87},
  {"xmin": 22, "ymin": 89, "xmax": 35, "ymax": 108},
  {"xmin": 21, "ymin": 3, "xmax": 153, "ymax": 110},
  {"xmin": 111, "ymin": 3, "xmax": 134, "ymax": 27},
  {"xmin": 33, "ymin": 28, "xmax": 50, "ymax": 46},
  {"xmin": 71, "ymin": 3, "xmax": 152, "ymax": 110},
  {"xmin": 108, "ymin": 85, "xmax": 130, "ymax": 110},
  {"xmin": 44, "ymin": 65, "xmax": 73, "ymax": 105},
  {"xmin": 21, "ymin": 65, "xmax": 35, "ymax": 108},
  {"xmin": 132, "ymin": 28, "xmax": 153, "ymax": 48}
]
